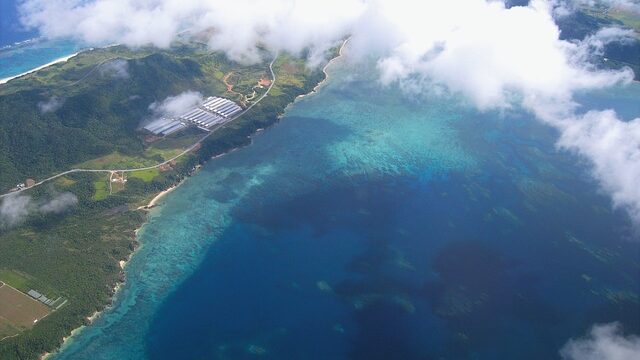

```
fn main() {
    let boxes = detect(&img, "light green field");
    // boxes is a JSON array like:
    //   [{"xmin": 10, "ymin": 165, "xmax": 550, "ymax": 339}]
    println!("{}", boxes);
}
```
[
  {"xmin": 93, "ymin": 181, "xmax": 108, "ymax": 201},
  {"xmin": 55, "ymin": 177, "xmax": 76, "ymax": 188},
  {"xmin": 129, "ymin": 169, "xmax": 160, "ymax": 182},
  {"xmin": 77, "ymin": 152, "xmax": 157, "ymax": 170},
  {"xmin": 0, "ymin": 269, "xmax": 31, "ymax": 292},
  {"xmin": 0, "ymin": 270, "xmax": 59, "ymax": 300}
]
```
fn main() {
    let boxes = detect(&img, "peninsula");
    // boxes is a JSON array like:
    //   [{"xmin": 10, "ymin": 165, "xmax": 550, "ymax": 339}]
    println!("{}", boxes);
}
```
[{"xmin": 0, "ymin": 39, "xmax": 337, "ymax": 360}]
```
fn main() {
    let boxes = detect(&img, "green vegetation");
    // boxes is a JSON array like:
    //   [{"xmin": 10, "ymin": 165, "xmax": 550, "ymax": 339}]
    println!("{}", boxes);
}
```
[
  {"xmin": 92, "ymin": 179, "xmax": 108, "ymax": 201},
  {"xmin": 556, "ymin": 7, "xmax": 640, "ymax": 80},
  {"xmin": 0, "ymin": 270, "xmax": 32, "ymax": 292},
  {"xmin": 129, "ymin": 169, "xmax": 160, "ymax": 182},
  {"xmin": 579, "ymin": 4, "xmax": 640, "ymax": 32},
  {"xmin": 0, "ymin": 40, "xmax": 333, "ymax": 359},
  {"xmin": 0, "ymin": 284, "xmax": 51, "ymax": 340}
]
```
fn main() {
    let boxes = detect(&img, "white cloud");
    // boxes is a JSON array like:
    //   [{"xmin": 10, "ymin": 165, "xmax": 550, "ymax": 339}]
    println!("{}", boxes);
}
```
[
  {"xmin": 0, "ymin": 194, "xmax": 32, "ymax": 227},
  {"xmin": 16, "ymin": 0, "xmax": 640, "ymax": 224},
  {"xmin": 99, "ymin": 59, "xmax": 129, "ymax": 79},
  {"xmin": 19, "ymin": 0, "xmax": 366, "ymax": 64},
  {"xmin": 37, "ymin": 96, "xmax": 64, "ymax": 113},
  {"xmin": 39, "ymin": 193, "xmax": 79, "ymax": 214},
  {"xmin": 561, "ymin": 322, "xmax": 640, "ymax": 360},
  {"xmin": 148, "ymin": 90, "xmax": 203, "ymax": 118},
  {"xmin": 554, "ymin": 110, "xmax": 640, "ymax": 221},
  {"xmin": 0, "ymin": 192, "xmax": 79, "ymax": 228}
]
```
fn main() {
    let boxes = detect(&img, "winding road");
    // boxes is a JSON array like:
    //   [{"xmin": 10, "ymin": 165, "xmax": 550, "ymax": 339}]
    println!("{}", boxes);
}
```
[{"xmin": 0, "ymin": 55, "xmax": 278, "ymax": 200}]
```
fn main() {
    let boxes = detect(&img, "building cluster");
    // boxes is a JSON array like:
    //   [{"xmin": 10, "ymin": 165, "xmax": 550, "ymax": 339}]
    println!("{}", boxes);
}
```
[
  {"xmin": 15, "ymin": 178, "xmax": 35, "ymax": 190},
  {"xmin": 27, "ymin": 289, "xmax": 64, "ymax": 308},
  {"xmin": 143, "ymin": 118, "xmax": 186, "ymax": 136},
  {"xmin": 143, "ymin": 96, "xmax": 243, "ymax": 136}
]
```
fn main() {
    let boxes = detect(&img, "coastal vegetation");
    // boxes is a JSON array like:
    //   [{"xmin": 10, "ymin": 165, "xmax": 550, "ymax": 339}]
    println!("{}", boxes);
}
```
[
  {"xmin": 0, "ymin": 40, "xmax": 334, "ymax": 359},
  {"xmin": 556, "ymin": 5, "xmax": 640, "ymax": 80}
]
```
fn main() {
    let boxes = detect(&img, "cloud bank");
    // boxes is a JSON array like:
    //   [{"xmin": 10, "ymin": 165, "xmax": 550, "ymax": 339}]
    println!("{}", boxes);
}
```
[
  {"xmin": 16, "ymin": 0, "xmax": 640, "ymax": 225},
  {"xmin": 561, "ymin": 322, "xmax": 640, "ymax": 360}
]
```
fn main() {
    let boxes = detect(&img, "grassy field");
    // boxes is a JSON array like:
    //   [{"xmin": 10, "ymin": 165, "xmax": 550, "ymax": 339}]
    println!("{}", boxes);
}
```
[
  {"xmin": 92, "ymin": 180, "xmax": 109, "ymax": 201},
  {"xmin": 0, "ymin": 269, "xmax": 58, "ymax": 298},
  {"xmin": 77, "ymin": 152, "xmax": 158, "ymax": 170},
  {"xmin": 0, "ymin": 284, "xmax": 51, "ymax": 339},
  {"xmin": 129, "ymin": 169, "xmax": 160, "ymax": 182},
  {"xmin": 0, "ymin": 270, "xmax": 31, "ymax": 291}
]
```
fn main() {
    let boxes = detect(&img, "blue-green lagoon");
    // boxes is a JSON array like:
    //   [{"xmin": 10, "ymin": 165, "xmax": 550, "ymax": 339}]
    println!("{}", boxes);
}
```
[{"xmin": 51, "ymin": 53, "xmax": 640, "ymax": 359}]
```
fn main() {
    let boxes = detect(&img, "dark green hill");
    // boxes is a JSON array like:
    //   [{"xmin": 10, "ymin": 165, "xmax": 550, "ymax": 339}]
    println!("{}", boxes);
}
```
[{"xmin": 0, "ymin": 50, "xmax": 224, "ymax": 190}]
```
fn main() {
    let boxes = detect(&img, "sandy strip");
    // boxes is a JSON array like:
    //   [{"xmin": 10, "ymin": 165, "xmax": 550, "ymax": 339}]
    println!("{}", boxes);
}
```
[
  {"xmin": 295, "ymin": 38, "xmax": 349, "ymax": 102},
  {"xmin": 142, "ymin": 186, "xmax": 177, "ymax": 209},
  {"xmin": 0, "ymin": 52, "xmax": 81, "ymax": 85}
]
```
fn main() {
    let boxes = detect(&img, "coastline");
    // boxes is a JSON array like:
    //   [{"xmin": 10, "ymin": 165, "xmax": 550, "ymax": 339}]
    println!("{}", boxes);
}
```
[
  {"xmin": 0, "ymin": 52, "xmax": 81, "ymax": 85},
  {"xmin": 137, "ymin": 185, "xmax": 178, "ymax": 210},
  {"xmin": 40, "ymin": 43, "xmax": 345, "ymax": 360},
  {"xmin": 41, "ymin": 185, "xmax": 170, "ymax": 360},
  {"xmin": 41, "ymin": 145, "xmax": 240, "ymax": 359},
  {"xmin": 294, "ymin": 38, "xmax": 349, "ymax": 103}
]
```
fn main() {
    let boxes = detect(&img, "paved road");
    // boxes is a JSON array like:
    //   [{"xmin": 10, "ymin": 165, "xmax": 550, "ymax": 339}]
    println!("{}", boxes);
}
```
[{"xmin": 0, "ymin": 55, "xmax": 277, "ymax": 200}]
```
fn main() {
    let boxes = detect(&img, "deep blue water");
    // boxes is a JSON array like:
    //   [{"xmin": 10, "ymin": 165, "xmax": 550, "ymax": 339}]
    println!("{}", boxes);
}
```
[
  {"xmin": 51, "ymin": 53, "xmax": 640, "ymax": 359},
  {"xmin": 0, "ymin": 0, "xmax": 36, "ymax": 47}
]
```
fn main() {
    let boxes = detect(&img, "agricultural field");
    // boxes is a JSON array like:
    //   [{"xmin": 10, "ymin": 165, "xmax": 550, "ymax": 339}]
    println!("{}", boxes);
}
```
[
  {"xmin": 0, "ymin": 283, "xmax": 51, "ymax": 339},
  {"xmin": 129, "ymin": 169, "xmax": 160, "ymax": 182}
]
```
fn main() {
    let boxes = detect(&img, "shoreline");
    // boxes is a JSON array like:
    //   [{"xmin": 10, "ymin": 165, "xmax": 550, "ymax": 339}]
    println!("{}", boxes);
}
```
[
  {"xmin": 44, "ymin": 178, "xmax": 183, "ymax": 358},
  {"xmin": 41, "ymin": 44, "xmax": 344, "ymax": 360},
  {"xmin": 0, "ymin": 52, "xmax": 82, "ymax": 85},
  {"xmin": 294, "ymin": 38, "xmax": 349, "ymax": 103},
  {"xmin": 137, "ymin": 185, "xmax": 178, "ymax": 210}
]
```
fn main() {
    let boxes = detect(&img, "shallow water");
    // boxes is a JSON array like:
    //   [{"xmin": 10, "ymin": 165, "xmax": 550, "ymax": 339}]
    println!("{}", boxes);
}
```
[
  {"xmin": 52, "ymin": 53, "xmax": 640, "ymax": 359},
  {"xmin": 0, "ymin": 1, "xmax": 83, "ymax": 80},
  {"xmin": 0, "ymin": 39, "xmax": 83, "ymax": 80}
]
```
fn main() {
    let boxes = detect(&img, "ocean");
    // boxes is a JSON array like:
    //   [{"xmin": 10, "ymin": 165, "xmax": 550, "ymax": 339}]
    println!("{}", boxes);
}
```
[
  {"xmin": 48, "ymin": 50, "xmax": 640, "ymax": 359},
  {"xmin": 0, "ymin": 1, "xmax": 84, "ymax": 81},
  {"xmin": 0, "ymin": 0, "xmax": 36, "ymax": 47}
]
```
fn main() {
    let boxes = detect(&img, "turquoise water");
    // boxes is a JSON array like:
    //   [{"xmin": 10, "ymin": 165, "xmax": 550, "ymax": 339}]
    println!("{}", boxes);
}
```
[
  {"xmin": 0, "ymin": 0, "xmax": 84, "ymax": 80},
  {"xmin": 0, "ymin": 39, "xmax": 84, "ymax": 80},
  {"xmin": 51, "ymin": 54, "xmax": 639, "ymax": 359}
]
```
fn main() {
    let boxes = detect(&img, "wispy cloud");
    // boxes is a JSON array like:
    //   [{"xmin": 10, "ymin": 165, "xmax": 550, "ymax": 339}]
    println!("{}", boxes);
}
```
[
  {"xmin": 37, "ymin": 96, "xmax": 64, "ymax": 113},
  {"xmin": 99, "ymin": 59, "xmax": 130, "ymax": 79},
  {"xmin": 561, "ymin": 322, "xmax": 640, "ymax": 360},
  {"xmin": 39, "ymin": 192, "xmax": 79, "ymax": 214},
  {"xmin": 0, "ymin": 192, "xmax": 78, "ymax": 228},
  {"xmin": 148, "ymin": 90, "xmax": 202, "ymax": 118},
  {"xmin": 0, "ymin": 194, "xmax": 32, "ymax": 227}
]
